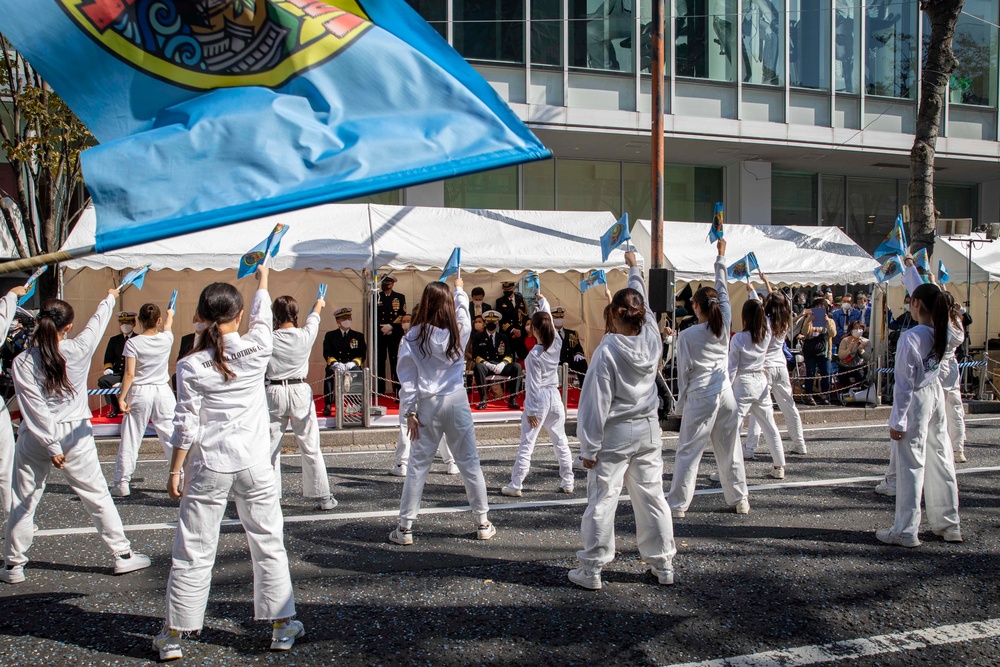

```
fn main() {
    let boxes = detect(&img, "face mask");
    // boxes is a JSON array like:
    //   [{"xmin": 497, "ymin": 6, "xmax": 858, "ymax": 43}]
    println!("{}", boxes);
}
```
[
  {"xmin": 194, "ymin": 322, "xmax": 206, "ymax": 334},
  {"xmin": 401, "ymin": 323, "xmax": 411, "ymax": 332},
  {"xmin": 382, "ymin": 283, "xmax": 392, "ymax": 292},
  {"xmin": 842, "ymin": 304, "xmax": 851, "ymax": 312},
  {"xmin": 485, "ymin": 322, "xmax": 498, "ymax": 332},
  {"xmin": 472, "ymin": 299, "xmax": 483, "ymax": 305},
  {"xmin": 503, "ymin": 290, "xmax": 514, "ymax": 297},
  {"xmin": 120, "ymin": 324, "xmax": 133, "ymax": 335},
  {"xmin": 553, "ymin": 318, "xmax": 564, "ymax": 328},
  {"xmin": 851, "ymin": 330, "xmax": 863, "ymax": 339},
  {"xmin": 340, "ymin": 319, "xmax": 352, "ymax": 330}
]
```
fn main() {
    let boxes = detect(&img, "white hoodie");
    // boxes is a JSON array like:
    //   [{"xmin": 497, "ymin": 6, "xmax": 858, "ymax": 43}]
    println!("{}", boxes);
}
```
[
  {"xmin": 675, "ymin": 256, "xmax": 731, "ymax": 414},
  {"xmin": 396, "ymin": 286, "xmax": 471, "ymax": 417},
  {"xmin": 577, "ymin": 267, "xmax": 661, "ymax": 460},
  {"xmin": 523, "ymin": 295, "xmax": 560, "ymax": 416}
]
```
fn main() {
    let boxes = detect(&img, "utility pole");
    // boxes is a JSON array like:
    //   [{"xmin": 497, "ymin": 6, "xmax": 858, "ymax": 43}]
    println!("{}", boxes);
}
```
[{"xmin": 650, "ymin": 0, "xmax": 664, "ymax": 271}]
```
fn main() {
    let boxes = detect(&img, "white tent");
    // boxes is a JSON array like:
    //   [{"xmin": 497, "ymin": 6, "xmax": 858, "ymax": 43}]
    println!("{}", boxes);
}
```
[
  {"xmin": 934, "ymin": 234, "xmax": 1000, "ymax": 285},
  {"xmin": 632, "ymin": 220, "xmax": 879, "ymax": 286}
]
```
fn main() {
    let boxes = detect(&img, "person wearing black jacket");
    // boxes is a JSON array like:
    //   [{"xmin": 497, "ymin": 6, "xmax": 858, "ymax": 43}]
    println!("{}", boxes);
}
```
[
  {"xmin": 495, "ymin": 281, "xmax": 528, "ymax": 361},
  {"xmin": 471, "ymin": 310, "xmax": 521, "ymax": 410},
  {"xmin": 98, "ymin": 311, "xmax": 136, "ymax": 417},
  {"xmin": 551, "ymin": 307, "xmax": 588, "ymax": 380},
  {"xmin": 376, "ymin": 276, "xmax": 406, "ymax": 396},
  {"xmin": 323, "ymin": 307, "xmax": 367, "ymax": 416}
]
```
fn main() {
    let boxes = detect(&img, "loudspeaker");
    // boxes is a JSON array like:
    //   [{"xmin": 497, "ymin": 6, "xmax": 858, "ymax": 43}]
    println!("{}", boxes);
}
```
[{"xmin": 647, "ymin": 268, "xmax": 675, "ymax": 313}]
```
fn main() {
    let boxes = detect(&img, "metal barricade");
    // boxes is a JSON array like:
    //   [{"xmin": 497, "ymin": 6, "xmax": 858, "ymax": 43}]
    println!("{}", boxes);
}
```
[{"xmin": 335, "ymin": 368, "xmax": 371, "ymax": 429}]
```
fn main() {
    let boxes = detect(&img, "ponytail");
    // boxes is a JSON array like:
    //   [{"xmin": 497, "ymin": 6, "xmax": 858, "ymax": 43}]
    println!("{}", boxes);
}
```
[
  {"xmin": 693, "ymin": 286, "xmax": 724, "ymax": 338},
  {"xmin": 192, "ymin": 283, "xmax": 243, "ymax": 381},
  {"xmin": 912, "ymin": 283, "xmax": 949, "ymax": 362},
  {"xmin": 33, "ymin": 299, "xmax": 75, "ymax": 397},
  {"xmin": 742, "ymin": 300, "xmax": 767, "ymax": 345},
  {"xmin": 604, "ymin": 288, "xmax": 646, "ymax": 336}
]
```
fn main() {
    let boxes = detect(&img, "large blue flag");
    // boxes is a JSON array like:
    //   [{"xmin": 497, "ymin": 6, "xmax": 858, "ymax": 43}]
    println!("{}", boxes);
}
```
[
  {"xmin": 601, "ymin": 214, "xmax": 630, "ymax": 262},
  {"xmin": 1, "ymin": 0, "xmax": 550, "ymax": 252},
  {"xmin": 438, "ymin": 247, "xmax": 461, "ymax": 282},
  {"xmin": 875, "ymin": 215, "xmax": 908, "ymax": 259},
  {"xmin": 18, "ymin": 266, "xmax": 48, "ymax": 307},
  {"xmin": 239, "ymin": 223, "xmax": 289, "ymax": 279},
  {"xmin": 874, "ymin": 255, "xmax": 905, "ymax": 283}
]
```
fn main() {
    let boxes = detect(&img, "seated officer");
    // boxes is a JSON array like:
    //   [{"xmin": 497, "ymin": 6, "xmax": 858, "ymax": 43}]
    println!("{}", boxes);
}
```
[
  {"xmin": 552, "ymin": 307, "xmax": 588, "ymax": 381},
  {"xmin": 322, "ymin": 307, "xmax": 367, "ymax": 416},
  {"xmin": 471, "ymin": 310, "xmax": 522, "ymax": 411},
  {"xmin": 99, "ymin": 310, "xmax": 137, "ymax": 418},
  {"xmin": 469, "ymin": 287, "xmax": 492, "ymax": 319}
]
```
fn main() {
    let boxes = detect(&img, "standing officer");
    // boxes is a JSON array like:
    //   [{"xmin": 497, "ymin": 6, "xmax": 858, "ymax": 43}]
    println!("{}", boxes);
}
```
[
  {"xmin": 495, "ymin": 281, "xmax": 528, "ymax": 361},
  {"xmin": 552, "ymin": 307, "xmax": 588, "ymax": 381},
  {"xmin": 323, "ymin": 307, "xmax": 367, "ymax": 416},
  {"xmin": 98, "ymin": 310, "xmax": 136, "ymax": 418},
  {"xmin": 471, "ymin": 310, "xmax": 522, "ymax": 411},
  {"xmin": 377, "ymin": 276, "xmax": 406, "ymax": 398}
]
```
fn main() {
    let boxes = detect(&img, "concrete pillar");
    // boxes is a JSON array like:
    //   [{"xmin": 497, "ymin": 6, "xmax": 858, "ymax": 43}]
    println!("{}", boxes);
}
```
[
  {"xmin": 979, "ymin": 179, "xmax": 1000, "ymax": 224},
  {"xmin": 726, "ymin": 161, "xmax": 772, "ymax": 225}
]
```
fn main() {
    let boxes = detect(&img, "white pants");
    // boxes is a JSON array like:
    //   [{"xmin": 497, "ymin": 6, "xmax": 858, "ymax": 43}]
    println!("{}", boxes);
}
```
[
  {"xmin": 267, "ymin": 383, "xmax": 332, "ymax": 499},
  {"xmin": 891, "ymin": 382, "xmax": 960, "ymax": 541},
  {"xmin": 884, "ymin": 439, "xmax": 898, "ymax": 487},
  {"xmin": 733, "ymin": 372, "xmax": 785, "ymax": 468},
  {"xmin": 578, "ymin": 415, "xmax": 675, "ymax": 573},
  {"xmin": 0, "ymin": 405, "xmax": 15, "ymax": 518},
  {"xmin": 5, "ymin": 421, "xmax": 132, "ymax": 567},
  {"xmin": 510, "ymin": 387, "xmax": 574, "ymax": 490},
  {"xmin": 114, "ymin": 383, "xmax": 175, "ymax": 485},
  {"xmin": 746, "ymin": 365, "xmax": 805, "ymax": 453},
  {"xmin": 395, "ymin": 426, "xmax": 456, "ymax": 468},
  {"xmin": 165, "ymin": 460, "xmax": 295, "ymax": 631},
  {"xmin": 943, "ymin": 383, "xmax": 966, "ymax": 454},
  {"xmin": 668, "ymin": 387, "xmax": 749, "ymax": 512},
  {"xmin": 398, "ymin": 390, "xmax": 489, "ymax": 528}
]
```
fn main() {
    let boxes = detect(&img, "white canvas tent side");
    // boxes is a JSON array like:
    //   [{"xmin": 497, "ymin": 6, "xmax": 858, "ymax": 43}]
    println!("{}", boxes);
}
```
[{"xmin": 60, "ymin": 203, "xmax": 636, "ymax": 408}]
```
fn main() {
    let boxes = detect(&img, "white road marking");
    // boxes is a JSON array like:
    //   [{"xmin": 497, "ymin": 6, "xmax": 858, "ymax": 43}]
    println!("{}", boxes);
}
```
[
  {"xmin": 32, "ymin": 466, "xmax": 1000, "ymax": 538},
  {"xmin": 664, "ymin": 617, "xmax": 1000, "ymax": 667}
]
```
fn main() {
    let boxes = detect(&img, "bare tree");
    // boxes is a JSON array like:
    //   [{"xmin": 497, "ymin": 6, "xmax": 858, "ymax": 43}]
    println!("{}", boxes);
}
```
[
  {"xmin": 908, "ymin": 0, "xmax": 966, "ymax": 254},
  {"xmin": 0, "ymin": 36, "xmax": 92, "ymax": 299}
]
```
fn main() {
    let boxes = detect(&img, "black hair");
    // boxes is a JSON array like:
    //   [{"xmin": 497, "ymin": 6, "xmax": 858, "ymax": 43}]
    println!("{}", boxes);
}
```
[
  {"xmin": 742, "ymin": 300, "xmax": 767, "ymax": 345},
  {"xmin": 272, "ymin": 295, "xmax": 299, "ymax": 329},
  {"xmin": 692, "ymin": 287, "xmax": 724, "ymax": 338},
  {"xmin": 193, "ymin": 283, "xmax": 243, "ymax": 381},
  {"xmin": 531, "ymin": 311, "xmax": 556, "ymax": 350},
  {"xmin": 604, "ymin": 288, "xmax": 646, "ymax": 336},
  {"xmin": 411, "ymin": 282, "xmax": 462, "ymax": 361},
  {"xmin": 471, "ymin": 287, "xmax": 485, "ymax": 298},
  {"xmin": 138, "ymin": 303, "xmax": 160, "ymax": 330},
  {"xmin": 33, "ymin": 299, "xmax": 75, "ymax": 397},
  {"xmin": 912, "ymin": 283, "xmax": 950, "ymax": 363}
]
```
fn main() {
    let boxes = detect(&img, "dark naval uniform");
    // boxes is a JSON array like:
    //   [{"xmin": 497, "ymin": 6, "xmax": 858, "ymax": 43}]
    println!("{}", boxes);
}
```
[
  {"xmin": 495, "ymin": 283, "xmax": 528, "ymax": 361},
  {"xmin": 376, "ymin": 278, "xmax": 407, "ymax": 395},
  {"xmin": 471, "ymin": 311, "xmax": 522, "ymax": 410},
  {"xmin": 323, "ymin": 322, "xmax": 367, "ymax": 413}
]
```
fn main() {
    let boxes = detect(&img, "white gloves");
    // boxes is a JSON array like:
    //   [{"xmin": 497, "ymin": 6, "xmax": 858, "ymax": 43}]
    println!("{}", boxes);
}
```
[
  {"xmin": 112, "ymin": 382, "xmax": 121, "ymax": 388},
  {"xmin": 493, "ymin": 361, "xmax": 506, "ymax": 373},
  {"xmin": 345, "ymin": 361, "xmax": 358, "ymax": 370},
  {"xmin": 380, "ymin": 324, "xmax": 393, "ymax": 335},
  {"xmin": 483, "ymin": 362, "xmax": 497, "ymax": 373},
  {"xmin": 330, "ymin": 362, "xmax": 346, "ymax": 372},
  {"xmin": 573, "ymin": 354, "xmax": 586, "ymax": 362},
  {"xmin": 103, "ymin": 368, "xmax": 114, "ymax": 376}
]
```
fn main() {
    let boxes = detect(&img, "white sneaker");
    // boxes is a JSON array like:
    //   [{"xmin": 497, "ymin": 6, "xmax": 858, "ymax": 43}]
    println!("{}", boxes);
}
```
[
  {"xmin": 446, "ymin": 463, "xmax": 460, "ymax": 476},
  {"xmin": 271, "ymin": 619, "xmax": 305, "ymax": 651},
  {"xmin": 709, "ymin": 471, "xmax": 720, "ymax": 482},
  {"xmin": 874, "ymin": 481, "xmax": 897, "ymax": 497},
  {"xmin": 389, "ymin": 464, "xmax": 407, "ymax": 477},
  {"xmin": 734, "ymin": 498, "xmax": 750, "ymax": 514},
  {"xmin": 955, "ymin": 449, "xmax": 968, "ymax": 463},
  {"xmin": 152, "ymin": 628, "xmax": 183, "ymax": 661},
  {"xmin": 388, "ymin": 526, "xmax": 413, "ymax": 546},
  {"xmin": 876, "ymin": 528, "xmax": 920, "ymax": 548},
  {"xmin": 501, "ymin": 485, "xmax": 522, "ymax": 497},
  {"xmin": 114, "ymin": 552, "xmax": 152, "ymax": 575},
  {"xmin": 1, "ymin": 565, "xmax": 25, "ymax": 584},
  {"xmin": 934, "ymin": 526, "xmax": 963, "ymax": 543},
  {"xmin": 317, "ymin": 496, "xmax": 338, "ymax": 511},
  {"xmin": 110, "ymin": 481, "xmax": 130, "ymax": 497},
  {"xmin": 477, "ymin": 521, "xmax": 497, "ymax": 541},
  {"xmin": 568, "ymin": 567, "xmax": 602, "ymax": 590},
  {"xmin": 742, "ymin": 449, "xmax": 758, "ymax": 461},
  {"xmin": 768, "ymin": 466, "xmax": 785, "ymax": 480},
  {"xmin": 671, "ymin": 507, "xmax": 685, "ymax": 518},
  {"xmin": 559, "ymin": 486, "xmax": 574, "ymax": 495},
  {"xmin": 650, "ymin": 566, "xmax": 675, "ymax": 585},
  {"xmin": 788, "ymin": 445, "xmax": 808, "ymax": 455}
]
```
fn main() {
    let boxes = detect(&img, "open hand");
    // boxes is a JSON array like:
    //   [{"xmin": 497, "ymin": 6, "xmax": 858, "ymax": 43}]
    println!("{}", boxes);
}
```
[{"xmin": 407, "ymin": 414, "xmax": 422, "ymax": 442}]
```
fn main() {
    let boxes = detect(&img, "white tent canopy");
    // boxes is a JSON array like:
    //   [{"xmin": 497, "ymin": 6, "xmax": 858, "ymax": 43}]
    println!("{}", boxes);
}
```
[
  {"xmin": 62, "ymin": 203, "xmax": 632, "ymax": 274},
  {"xmin": 632, "ymin": 220, "xmax": 879, "ymax": 286},
  {"xmin": 934, "ymin": 234, "xmax": 1000, "ymax": 284}
]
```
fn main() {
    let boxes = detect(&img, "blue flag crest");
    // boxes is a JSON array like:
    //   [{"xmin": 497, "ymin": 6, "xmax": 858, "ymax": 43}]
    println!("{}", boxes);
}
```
[
  {"xmin": 875, "ymin": 215, "xmax": 908, "ymax": 259},
  {"xmin": 18, "ymin": 266, "xmax": 48, "ymax": 307},
  {"xmin": 708, "ymin": 202, "xmax": 724, "ymax": 242},
  {"xmin": 580, "ymin": 270, "xmax": 607, "ymax": 293},
  {"xmin": 0, "ymin": 0, "xmax": 550, "ymax": 251},
  {"xmin": 439, "ymin": 248, "xmax": 462, "ymax": 282},
  {"xmin": 601, "ymin": 214, "xmax": 630, "ymax": 262},
  {"xmin": 727, "ymin": 252, "xmax": 759, "ymax": 281},
  {"xmin": 239, "ymin": 224, "xmax": 289, "ymax": 279},
  {"xmin": 938, "ymin": 261, "xmax": 950, "ymax": 285},
  {"xmin": 874, "ymin": 255, "xmax": 905, "ymax": 283}
]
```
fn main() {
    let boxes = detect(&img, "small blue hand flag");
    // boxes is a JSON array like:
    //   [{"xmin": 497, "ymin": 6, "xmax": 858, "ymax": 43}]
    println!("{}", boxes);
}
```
[
  {"xmin": 317, "ymin": 284, "xmax": 329, "ymax": 301},
  {"xmin": 439, "ymin": 248, "xmax": 462, "ymax": 282},
  {"xmin": 727, "ymin": 252, "xmax": 760, "ymax": 281},
  {"xmin": 875, "ymin": 215, "xmax": 908, "ymax": 259},
  {"xmin": 938, "ymin": 261, "xmax": 950, "ymax": 285},
  {"xmin": 708, "ymin": 202, "xmax": 724, "ymax": 242},
  {"xmin": 120, "ymin": 265, "xmax": 150, "ymax": 291},
  {"xmin": 239, "ymin": 224, "xmax": 289, "ymax": 279},
  {"xmin": 18, "ymin": 266, "xmax": 48, "ymax": 307},
  {"xmin": 580, "ymin": 270, "xmax": 608, "ymax": 293},
  {"xmin": 874, "ymin": 255, "xmax": 905, "ymax": 283},
  {"xmin": 601, "ymin": 213, "xmax": 630, "ymax": 262},
  {"xmin": 168, "ymin": 290, "xmax": 178, "ymax": 311},
  {"xmin": 913, "ymin": 248, "xmax": 931, "ymax": 273}
]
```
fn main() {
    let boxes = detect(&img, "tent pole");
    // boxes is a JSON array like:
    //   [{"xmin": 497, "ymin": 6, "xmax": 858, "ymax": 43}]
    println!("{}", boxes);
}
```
[
  {"xmin": 0, "ymin": 245, "xmax": 96, "ymax": 275},
  {"xmin": 981, "ymin": 279, "xmax": 991, "ymax": 400}
]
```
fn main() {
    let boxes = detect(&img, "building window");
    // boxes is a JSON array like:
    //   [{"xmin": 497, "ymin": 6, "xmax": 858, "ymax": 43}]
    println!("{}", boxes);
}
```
[
  {"xmin": 789, "ymin": 0, "xmax": 830, "ymax": 90},
  {"xmin": 344, "ymin": 190, "xmax": 402, "ymax": 205},
  {"xmin": 834, "ymin": 0, "xmax": 860, "ymax": 93},
  {"xmin": 950, "ymin": 0, "xmax": 999, "ymax": 107},
  {"xmin": 821, "ymin": 174, "xmax": 846, "ymax": 228},
  {"xmin": 935, "ymin": 183, "xmax": 976, "ymax": 222},
  {"xmin": 772, "ymin": 172, "xmax": 818, "ymax": 225},
  {"xmin": 865, "ymin": 0, "xmax": 916, "ymax": 98},
  {"xmin": 532, "ymin": 0, "xmax": 563, "ymax": 66},
  {"xmin": 557, "ymin": 159, "xmax": 623, "ymax": 211},
  {"xmin": 664, "ymin": 165, "xmax": 724, "ymax": 222},
  {"xmin": 453, "ymin": 0, "xmax": 525, "ymax": 64},
  {"xmin": 523, "ymin": 160, "xmax": 556, "ymax": 209},
  {"xmin": 847, "ymin": 177, "xmax": 898, "ymax": 254},
  {"xmin": 444, "ymin": 166, "xmax": 519, "ymax": 209},
  {"xmin": 742, "ymin": 0, "xmax": 783, "ymax": 85},
  {"xmin": 675, "ymin": 0, "xmax": 737, "ymax": 82},
  {"xmin": 570, "ymin": 0, "xmax": 636, "ymax": 72},
  {"xmin": 623, "ymin": 162, "xmax": 652, "ymax": 220},
  {"xmin": 404, "ymin": 0, "xmax": 448, "ymax": 39}
]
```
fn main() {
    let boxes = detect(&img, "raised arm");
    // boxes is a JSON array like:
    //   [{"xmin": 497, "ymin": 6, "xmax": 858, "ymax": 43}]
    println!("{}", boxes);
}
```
[
  {"xmin": 73, "ymin": 290, "xmax": 119, "ymax": 360},
  {"xmin": 454, "ymin": 275, "xmax": 471, "ymax": 349},
  {"xmin": 714, "ymin": 240, "xmax": 732, "ymax": 335},
  {"xmin": 163, "ymin": 307, "xmax": 175, "ymax": 333},
  {"xmin": 758, "ymin": 271, "xmax": 775, "ymax": 295},
  {"xmin": 535, "ymin": 294, "xmax": 551, "ymax": 316},
  {"xmin": 625, "ymin": 251, "xmax": 658, "ymax": 333},
  {"xmin": 246, "ymin": 268, "xmax": 273, "ymax": 349}
]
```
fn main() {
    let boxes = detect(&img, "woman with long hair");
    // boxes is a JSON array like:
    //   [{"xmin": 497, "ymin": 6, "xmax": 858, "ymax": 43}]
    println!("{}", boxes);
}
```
[
  {"xmin": 667, "ymin": 239, "xmax": 750, "ymax": 518},
  {"xmin": 3, "ymin": 288, "xmax": 151, "ymax": 585},
  {"xmin": 502, "ymin": 293, "xmax": 574, "ymax": 497},
  {"xmin": 880, "ymin": 270, "xmax": 961, "ymax": 548},
  {"xmin": 389, "ymin": 275, "xmax": 494, "ymax": 545},
  {"xmin": 154, "ymin": 268, "xmax": 304, "ymax": 660},
  {"xmin": 113, "ymin": 301, "xmax": 176, "ymax": 497},
  {"xmin": 570, "ymin": 250, "xmax": 675, "ymax": 590},
  {"xmin": 0, "ymin": 284, "xmax": 29, "ymax": 523},
  {"xmin": 728, "ymin": 294, "xmax": 785, "ymax": 479},
  {"xmin": 267, "ymin": 294, "xmax": 337, "ymax": 510}
]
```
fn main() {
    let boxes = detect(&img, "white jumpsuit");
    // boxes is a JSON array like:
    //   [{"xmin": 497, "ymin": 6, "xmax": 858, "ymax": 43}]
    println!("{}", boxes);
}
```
[
  {"xmin": 0, "ymin": 292, "xmax": 21, "ymax": 518},
  {"xmin": 5, "ymin": 295, "xmax": 136, "ymax": 567},
  {"xmin": 940, "ymin": 321, "xmax": 967, "ymax": 460},
  {"xmin": 114, "ymin": 331, "xmax": 176, "ymax": 486},
  {"xmin": 886, "ymin": 323, "xmax": 960, "ymax": 542},
  {"xmin": 166, "ymin": 288, "xmax": 295, "ymax": 631},
  {"xmin": 508, "ymin": 296, "xmax": 574, "ymax": 492},
  {"xmin": 395, "ymin": 286, "xmax": 489, "ymax": 530},
  {"xmin": 668, "ymin": 256, "xmax": 749, "ymax": 513},
  {"xmin": 267, "ymin": 312, "xmax": 333, "ymax": 500},
  {"xmin": 729, "ymin": 328, "xmax": 785, "ymax": 469}
]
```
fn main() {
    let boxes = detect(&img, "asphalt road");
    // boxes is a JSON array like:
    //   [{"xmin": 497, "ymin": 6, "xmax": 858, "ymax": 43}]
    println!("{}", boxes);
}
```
[{"xmin": 1, "ymin": 417, "xmax": 998, "ymax": 666}]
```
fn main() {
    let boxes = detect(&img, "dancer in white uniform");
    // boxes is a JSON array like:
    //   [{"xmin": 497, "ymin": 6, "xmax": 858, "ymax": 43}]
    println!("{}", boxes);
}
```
[
  {"xmin": 570, "ymin": 250, "xmax": 675, "ymax": 590},
  {"xmin": 3, "ymin": 290, "xmax": 152, "ymax": 585},
  {"xmin": 729, "ymin": 293, "xmax": 786, "ymax": 479},
  {"xmin": 113, "ymin": 302, "xmax": 176, "ymax": 497},
  {"xmin": 668, "ymin": 239, "xmax": 750, "ymax": 517},
  {"xmin": 389, "ymin": 275, "xmax": 494, "ymax": 545},
  {"xmin": 155, "ymin": 268, "xmax": 304, "ymax": 660},
  {"xmin": 502, "ymin": 293, "xmax": 574, "ymax": 497},
  {"xmin": 0, "ymin": 285, "xmax": 28, "ymax": 521},
  {"xmin": 937, "ymin": 291, "xmax": 968, "ymax": 463},
  {"xmin": 878, "ymin": 269, "xmax": 961, "ymax": 548},
  {"xmin": 266, "ymin": 294, "xmax": 337, "ymax": 510}
]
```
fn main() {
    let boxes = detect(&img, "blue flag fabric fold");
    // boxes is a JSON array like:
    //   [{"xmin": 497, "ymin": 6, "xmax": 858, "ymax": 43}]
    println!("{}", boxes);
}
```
[
  {"xmin": 875, "ymin": 215, "xmax": 908, "ymax": 259},
  {"xmin": 913, "ymin": 248, "xmax": 930, "ymax": 273},
  {"xmin": 168, "ymin": 290, "xmax": 178, "ymax": 312},
  {"xmin": 709, "ymin": 202, "xmax": 724, "ymax": 241},
  {"xmin": 601, "ymin": 213, "xmax": 630, "ymax": 262},
  {"xmin": 18, "ymin": 266, "xmax": 48, "ymax": 307},
  {"xmin": 580, "ymin": 270, "xmax": 607, "ymax": 293},
  {"xmin": 938, "ymin": 261, "xmax": 950, "ymax": 285},
  {"xmin": 439, "ymin": 248, "xmax": 462, "ymax": 282},
  {"xmin": 239, "ymin": 224, "xmax": 289, "ymax": 279},
  {"xmin": 0, "ymin": 0, "xmax": 550, "ymax": 252},
  {"xmin": 874, "ymin": 255, "xmax": 905, "ymax": 283},
  {"xmin": 317, "ymin": 284, "xmax": 329, "ymax": 301},
  {"xmin": 121, "ymin": 265, "xmax": 150, "ymax": 291},
  {"xmin": 727, "ymin": 252, "xmax": 759, "ymax": 281}
]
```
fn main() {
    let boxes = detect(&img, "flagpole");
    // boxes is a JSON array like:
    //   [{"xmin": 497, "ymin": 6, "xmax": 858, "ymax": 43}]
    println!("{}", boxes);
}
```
[{"xmin": 0, "ymin": 245, "xmax": 97, "ymax": 275}]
